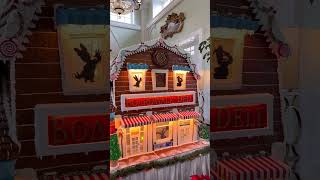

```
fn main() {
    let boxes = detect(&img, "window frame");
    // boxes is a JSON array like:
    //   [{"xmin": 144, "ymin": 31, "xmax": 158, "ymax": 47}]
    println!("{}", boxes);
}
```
[
  {"xmin": 147, "ymin": 0, "xmax": 183, "ymax": 29},
  {"xmin": 110, "ymin": 12, "xmax": 141, "ymax": 30},
  {"xmin": 152, "ymin": 0, "xmax": 173, "ymax": 18},
  {"xmin": 110, "ymin": 12, "xmax": 135, "ymax": 24}
]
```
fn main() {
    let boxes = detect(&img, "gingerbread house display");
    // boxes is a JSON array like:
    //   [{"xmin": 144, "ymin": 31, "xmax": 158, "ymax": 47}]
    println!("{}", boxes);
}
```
[{"xmin": 110, "ymin": 38, "xmax": 209, "ymax": 174}]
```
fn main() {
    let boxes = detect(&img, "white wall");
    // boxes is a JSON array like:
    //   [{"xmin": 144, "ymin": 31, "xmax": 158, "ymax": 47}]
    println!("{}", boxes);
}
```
[
  {"xmin": 148, "ymin": 0, "xmax": 210, "ymax": 41},
  {"xmin": 110, "ymin": 26, "xmax": 141, "ymax": 48},
  {"xmin": 296, "ymin": 1, "xmax": 320, "ymax": 179},
  {"xmin": 277, "ymin": 0, "xmax": 320, "ymax": 179},
  {"xmin": 146, "ymin": 0, "xmax": 210, "ymax": 123},
  {"xmin": 110, "ymin": 11, "xmax": 142, "ymax": 59}
]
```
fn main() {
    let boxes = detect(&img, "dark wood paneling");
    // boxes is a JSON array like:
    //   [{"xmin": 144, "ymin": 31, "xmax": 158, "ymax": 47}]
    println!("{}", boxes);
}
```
[
  {"xmin": 27, "ymin": 32, "xmax": 58, "ymax": 48},
  {"xmin": 16, "ymin": 109, "xmax": 34, "ymax": 125},
  {"xmin": 16, "ymin": 78, "xmax": 62, "ymax": 94},
  {"xmin": 17, "ymin": 125, "xmax": 35, "ymax": 141},
  {"xmin": 20, "ymin": 48, "xmax": 59, "ymax": 63},
  {"xmin": 37, "ymin": 6, "xmax": 55, "ymax": 17},
  {"xmin": 243, "ymin": 60, "xmax": 278, "ymax": 72},
  {"xmin": 16, "ymin": 93, "xmax": 106, "ymax": 109},
  {"xmin": 211, "ymin": 85, "xmax": 279, "ymax": 96},
  {"xmin": 243, "ymin": 73, "xmax": 279, "ymax": 85},
  {"xmin": 244, "ymin": 34, "xmax": 270, "ymax": 47},
  {"xmin": 31, "ymin": 17, "xmax": 56, "ymax": 32},
  {"xmin": 243, "ymin": 47, "xmax": 277, "ymax": 60},
  {"xmin": 16, "ymin": 64, "xmax": 61, "ymax": 78},
  {"xmin": 37, "ymin": 161, "xmax": 107, "ymax": 177},
  {"xmin": 20, "ymin": 141, "xmax": 36, "ymax": 156},
  {"xmin": 16, "ymin": 151, "xmax": 106, "ymax": 169}
]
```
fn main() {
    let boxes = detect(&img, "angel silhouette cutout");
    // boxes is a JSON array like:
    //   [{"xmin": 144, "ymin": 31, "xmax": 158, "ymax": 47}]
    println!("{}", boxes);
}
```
[
  {"xmin": 177, "ymin": 76, "xmax": 183, "ymax": 87},
  {"xmin": 213, "ymin": 45, "xmax": 233, "ymax": 79},
  {"xmin": 73, "ymin": 43, "xmax": 101, "ymax": 83},
  {"xmin": 133, "ymin": 75, "xmax": 142, "ymax": 87},
  {"xmin": 157, "ymin": 128, "xmax": 168, "ymax": 139}
]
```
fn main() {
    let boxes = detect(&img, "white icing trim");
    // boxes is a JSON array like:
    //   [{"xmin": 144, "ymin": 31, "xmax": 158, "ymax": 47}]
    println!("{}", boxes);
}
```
[
  {"xmin": 120, "ymin": 91, "xmax": 196, "ymax": 112},
  {"xmin": 9, "ymin": 60, "xmax": 19, "ymax": 148},
  {"xmin": 0, "ymin": 0, "xmax": 44, "ymax": 61},
  {"xmin": 111, "ymin": 38, "xmax": 200, "ymax": 81},
  {"xmin": 211, "ymin": 93, "xmax": 274, "ymax": 140}
]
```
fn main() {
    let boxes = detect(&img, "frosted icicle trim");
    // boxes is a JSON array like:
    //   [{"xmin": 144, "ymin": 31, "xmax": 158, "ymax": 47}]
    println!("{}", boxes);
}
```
[
  {"xmin": 9, "ymin": 61, "xmax": 20, "ymax": 149},
  {"xmin": 247, "ymin": 0, "xmax": 290, "ymax": 58},
  {"xmin": 0, "ymin": 0, "xmax": 44, "ymax": 61},
  {"xmin": 111, "ymin": 38, "xmax": 200, "ymax": 81}
]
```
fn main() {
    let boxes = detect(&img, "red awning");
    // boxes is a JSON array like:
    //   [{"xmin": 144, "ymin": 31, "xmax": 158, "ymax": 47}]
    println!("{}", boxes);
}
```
[
  {"xmin": 213, "ymin": 156, "xmax": 290, "ymax": 180},
  {"xmin": 152, "ymin": 113, "xmax": 179, "ymax": 123},
  {"xmin": 48, "ymin": 173, "xmax": 108, "ymax": 180},
  {"xmin": 121, "ymin": 116, "xmax": 151, "ymax": 128},
  {"xmin": 179, "ymin": 111, "xmax": 200, "ymax": 119}
]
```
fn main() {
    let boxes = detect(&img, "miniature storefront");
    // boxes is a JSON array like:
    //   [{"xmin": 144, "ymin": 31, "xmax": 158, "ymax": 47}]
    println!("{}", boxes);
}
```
[
  {"xmin": 110, "ymin": 38, "xmax": 203, "ymax": 160},
  {"xmin": 116, "ymin": 111, "xmax": 199, "ymax": 158}
]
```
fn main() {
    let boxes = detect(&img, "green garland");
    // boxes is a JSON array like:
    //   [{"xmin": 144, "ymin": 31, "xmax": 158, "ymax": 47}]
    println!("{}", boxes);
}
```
[
  {"xmin": 110, "ymin": 134, "xmax": 121, "ymax": 161},
  {"xmin": 110, "ymin": 146, "xmax": 210, "ymax": 180},
  {"xmin": 199, "ymin": 124, "xmax": 210, "ymax": 140},
  {"xmin": 199, "ymin": 38, "xmax": 211, "ymax": 63}
]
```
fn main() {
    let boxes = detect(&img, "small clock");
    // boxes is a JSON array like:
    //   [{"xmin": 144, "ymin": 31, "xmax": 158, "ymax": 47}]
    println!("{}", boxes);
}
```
[{"xmin": 152, "ymin": 50, "xmax": 168, "ymax": 67}]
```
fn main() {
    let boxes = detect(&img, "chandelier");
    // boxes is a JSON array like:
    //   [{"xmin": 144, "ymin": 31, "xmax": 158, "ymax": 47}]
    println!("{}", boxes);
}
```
[{"xmin": 110, "ymin": 0, "xmax": 142, "ymax": 15}]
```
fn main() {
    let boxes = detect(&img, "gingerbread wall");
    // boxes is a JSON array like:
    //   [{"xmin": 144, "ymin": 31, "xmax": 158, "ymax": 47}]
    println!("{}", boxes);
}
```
[
  {"xmin": 114, "ymin": 48, "xmax": 198, "ymax": 116},
  {"xmin": 211, "ymin": 0, "xmax": 283, "ymax": 155},
  {"xmin": 15, "ymin": 2, "xmax": 108, "ymax": 175}
]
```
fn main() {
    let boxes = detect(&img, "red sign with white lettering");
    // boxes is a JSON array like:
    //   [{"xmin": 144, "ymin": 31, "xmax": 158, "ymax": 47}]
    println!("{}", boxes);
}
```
[
  {"xmin": 125, "ymin": 94, "xmax": 194, "ymax": 107},
  {"xmin": 211, "ymin": 104, "xmax": 268, "ymax": 132},
  {"xmin": 48, "ymin": 114, "xmax": 107, "ymax": 146}
]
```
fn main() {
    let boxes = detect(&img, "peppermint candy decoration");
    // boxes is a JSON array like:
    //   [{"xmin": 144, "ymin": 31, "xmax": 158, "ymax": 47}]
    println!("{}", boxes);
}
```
[{"xmin": 0, "ymin": 39, "xmax": 18, "ymax": 58}]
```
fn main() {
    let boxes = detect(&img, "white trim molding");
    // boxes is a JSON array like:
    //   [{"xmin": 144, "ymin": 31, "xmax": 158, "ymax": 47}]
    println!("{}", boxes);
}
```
[
  {"xmin": 121, "ymin": 91, "xmax": 196, "ymax": 111},
  {"xmin": 147, "ymin": 0, "xmax": 184, "ymax": 29},
  {"xmin": 34, "ymin": 102, "xmax": 108, "ymax": 158},
  {"xmin": 211, "ymin": 93, "xmax": 274, "ymax": 140},
  {"xmin": 110, "ymin": 21, "xmax": 141, "ymax": 31}
]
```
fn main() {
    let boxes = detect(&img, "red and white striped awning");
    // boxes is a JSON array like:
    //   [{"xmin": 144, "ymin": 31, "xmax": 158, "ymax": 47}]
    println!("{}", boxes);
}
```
[
  {"xmin": 121, "ymin": 115, "xmax": 151, "ymax": 128},
  {"xmin": 152, "ymin": 113, "xmax": 179, "ymax": 123},
  {"xmin": 179, "ymin": 111, "xmax": 200, "ymax": 119},
  {"xmin": 213, "ymin": 156, "xmax": 290, "ymax": 180}
]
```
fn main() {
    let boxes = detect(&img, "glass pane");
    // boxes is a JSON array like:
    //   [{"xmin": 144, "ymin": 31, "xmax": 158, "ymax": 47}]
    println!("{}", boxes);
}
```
[
  {"xmin": 110, "ymin": 12, "xmax": 133, "ymax": 24},
  {"xmin": 153, "ymin": 0, "xmax": 173, "ymax": 17},
  {"xmin": 140, "ymin": 132, "xmax": 144, "ymax": 143}
]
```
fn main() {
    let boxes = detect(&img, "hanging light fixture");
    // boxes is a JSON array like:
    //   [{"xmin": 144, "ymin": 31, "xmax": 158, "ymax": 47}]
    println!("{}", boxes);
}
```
[{"xmin": 110, "ymin": 0, "xmax": 142, "ymax": 15}]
